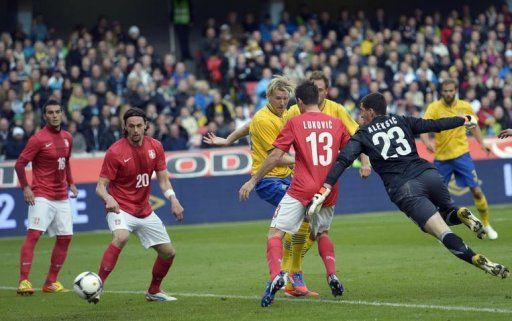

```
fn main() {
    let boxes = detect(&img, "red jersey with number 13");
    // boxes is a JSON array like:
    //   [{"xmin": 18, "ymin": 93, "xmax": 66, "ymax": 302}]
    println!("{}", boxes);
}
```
[
  {"xmin": 100, "ymin": 136, "xmax": 167, "ymax": 217},
  {"xmin": 273, "ymin": 112, "xmax": 350, "ymax": 207}
]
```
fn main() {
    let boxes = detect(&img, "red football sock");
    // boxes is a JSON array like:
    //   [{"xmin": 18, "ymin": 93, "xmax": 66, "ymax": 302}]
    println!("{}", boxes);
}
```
[
  {"xmin": 266, "ymin": 236, "xmax": 283, "ymax": 279},
  {"xmin": 98, "ymin": 243, "xmax": 122, "ymax": 283},
  {"xmin": 19, "ymin": 229, "xmax": 43, "ymax": 282},
  {"xmin": 317, "ymin": 234, "xmax": 336, "ymax": 276},
  {"xmin": 45, "ymin": 235, "xmax": 72, "ymax": 284},
  {"xmin": 148, "ymin": 255, "xmax": 174, "ymax": 294}
]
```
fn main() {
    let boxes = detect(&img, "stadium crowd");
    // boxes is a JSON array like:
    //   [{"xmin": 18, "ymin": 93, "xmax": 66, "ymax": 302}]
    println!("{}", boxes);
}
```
[{"xmin": 1, "ymin": 3, "xmax": 512, "ymax": 160}]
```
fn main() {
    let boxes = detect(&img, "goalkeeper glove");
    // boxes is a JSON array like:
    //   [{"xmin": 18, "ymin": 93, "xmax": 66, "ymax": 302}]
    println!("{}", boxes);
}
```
[
  {"xmin": 307, "ymin": 186, "xmax": 331, "ymax": 216},
  {"xmin": 464, "ymin": 115, "xmax": 478, "ymax": 129}
]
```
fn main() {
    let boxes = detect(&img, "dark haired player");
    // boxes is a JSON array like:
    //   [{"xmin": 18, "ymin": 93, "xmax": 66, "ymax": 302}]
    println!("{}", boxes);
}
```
[
  {"xmin": 94, "ymin": 107, "xmax": 184, "ymax": 303},
  {"xmin": 239, "ymin": 81, "xmax": 351, "ymax": 307},
  {"xmin": 15, "ymin": 99, "xmax": 78, "ymax": 295},
  {"xmin": 310, "ymin": 93, "xmax": 509, "ymax": 279}
]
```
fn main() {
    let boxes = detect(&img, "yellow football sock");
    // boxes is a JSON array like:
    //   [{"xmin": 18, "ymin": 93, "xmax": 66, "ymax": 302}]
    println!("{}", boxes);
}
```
[
  {"xmin": 289, "ymin": 221, "xmax": 310, "ymax": 273},
  {"xmin": 302, "ymin": 235, "xmax": 314, "ymax": 259},
  {"xmin": 474, "ymin": 195, "xmax": 490, "ymax": 226},
  {"xmin": 281, "ymin": 233, "xmax": 293, "ymax": 273}
]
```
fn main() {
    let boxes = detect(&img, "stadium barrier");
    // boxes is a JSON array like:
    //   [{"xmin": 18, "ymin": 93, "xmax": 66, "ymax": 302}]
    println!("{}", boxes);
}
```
[{"xmin": 1, "ymin": 138, "xmax": 511, "ymax": 237}]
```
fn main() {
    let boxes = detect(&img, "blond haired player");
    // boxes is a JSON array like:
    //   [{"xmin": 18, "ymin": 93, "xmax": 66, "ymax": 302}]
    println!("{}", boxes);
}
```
[{"xmin": 204, "ymin": 72, "xmax": 371, "ymax": 296}]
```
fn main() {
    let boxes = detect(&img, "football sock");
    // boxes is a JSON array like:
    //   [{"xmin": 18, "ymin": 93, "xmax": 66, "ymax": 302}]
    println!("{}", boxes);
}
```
[
  {"xmin": 148, "ymin": 255, "xmax": 174, "ymax": 294},
  {"xmin": 289, "ymin": 221, "xmax": 310, "ymax": 273},
  {"xmin": 474, "ymin": 195, "xmax": 490, "ymax": 226},
  {"xmin": 45, "ymin": 235, "xmax": 72, "ymax": 284},
  {"xmin": 317, "ymin": 234, "xmax": 336, "ymax": 276},
  {"xmin": 266, "ymin": 236, "xmax": 283, "ymax": 279},
  {"xmin": 281, "ymin": 233, "xmax": 292, "ymax": 273},
  {"xmin": 98, "ymin": 243, "xmax": 122, "ymax": 283},
  {"xmin": 444, "ymin": 208, "xmax": 462, "ymax": 226},
  {"xmin": 439, "ymin": 231, "xmax": 476, "ymax": 264},
  {"xmin": 19, "ymin": 229, "xmax": 43, "ymax": 282},
  {"xmin": 302, "ymin": 235, "xmax": 315, "ymax": 259}
]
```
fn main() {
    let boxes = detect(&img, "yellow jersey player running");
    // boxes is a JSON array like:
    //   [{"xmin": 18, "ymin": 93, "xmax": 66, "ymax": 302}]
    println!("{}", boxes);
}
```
[
  {"xmin": 420, "ymin": 79, "xmax": 498, "ymax": 239},
  {"xmin": 204, "ymin": 72, "xmax": 371, "ymax": 297}
]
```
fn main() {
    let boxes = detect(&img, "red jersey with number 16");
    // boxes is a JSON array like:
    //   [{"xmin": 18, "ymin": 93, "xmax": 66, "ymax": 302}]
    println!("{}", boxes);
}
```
[
  {"xmin": 273, "ymin": 112, "xmax": 350, "ymax": 207},
  {"xmin": 100, "ymin": 136, "xmax": 167, "ymax": 218},
  {"xmin": 15, "ymin": 126, "xmax": 73, "ymax": 200}
]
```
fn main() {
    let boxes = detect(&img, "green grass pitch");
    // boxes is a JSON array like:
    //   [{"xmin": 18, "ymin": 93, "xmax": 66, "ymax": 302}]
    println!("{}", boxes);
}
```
[{"xmin": 1, "ymin": 205, "xmax": 511, "ymax": 321}]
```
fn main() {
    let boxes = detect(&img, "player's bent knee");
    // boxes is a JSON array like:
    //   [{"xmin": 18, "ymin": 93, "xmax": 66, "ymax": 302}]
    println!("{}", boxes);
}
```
[{"xmin": 112, "ymin": 231, "xmax": 130, "ymax": 248}]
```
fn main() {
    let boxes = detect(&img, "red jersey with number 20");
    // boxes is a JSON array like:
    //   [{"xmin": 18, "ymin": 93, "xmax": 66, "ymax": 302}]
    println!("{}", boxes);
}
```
[
  {"xmin": 100, "ymin": 136, "xmax": 167, "ymax": 218},
  {"xmin": 273, "ymin": 112, "xmax": 350, "ymax": 207}
]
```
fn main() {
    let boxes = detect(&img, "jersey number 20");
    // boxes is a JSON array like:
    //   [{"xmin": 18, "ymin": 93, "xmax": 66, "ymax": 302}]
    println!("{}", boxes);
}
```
[
  {"xmin": 136, "ymin": 173, "xmax": 150, "ymax": 188},
  {"xmin": 306, "ymin": 132, "xmax": 333, "ymax": 166},
  {"xmin": 372, "ymin": 127, "xmax": 412, "ymax": 160}
]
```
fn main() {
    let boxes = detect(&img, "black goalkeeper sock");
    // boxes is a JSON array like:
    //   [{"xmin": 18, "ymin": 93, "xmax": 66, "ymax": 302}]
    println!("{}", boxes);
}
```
[
  {"xmin": 443, "ymin": 208, "xmax": 462, "ymax": 226},
  {"xmin": 440, "ymin": 232, "xmax": 476, "ymax": 264}
]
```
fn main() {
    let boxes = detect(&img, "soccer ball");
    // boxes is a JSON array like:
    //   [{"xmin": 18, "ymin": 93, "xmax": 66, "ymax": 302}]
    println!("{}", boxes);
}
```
[{"xmin": 73, "ymin": 272, "xmax": 103, "ymax": 300}]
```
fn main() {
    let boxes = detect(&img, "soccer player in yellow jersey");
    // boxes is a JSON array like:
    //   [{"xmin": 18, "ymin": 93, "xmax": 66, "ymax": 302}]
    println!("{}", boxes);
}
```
[
  {"xmin": 421, "ymin": 79, "xmax": 498, "ymax": 239},
  {"xmin": 204, "ymin": 72, "xmax": 371, "ymax": 297}
]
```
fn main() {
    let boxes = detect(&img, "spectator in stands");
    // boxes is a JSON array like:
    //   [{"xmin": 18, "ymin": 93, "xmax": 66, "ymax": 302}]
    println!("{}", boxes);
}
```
[
  {"xmin": 83, "ymin": 115, "xmax": 101, "ymax": 152},
  {"xmin": 206, "ymin": 90, "xmax": 232, "ymax": 123},
  {"xmin": 163, "ymin": 123, "xmax": 188, "ymax": 151},
  {"xmin": 4, "ymin": 126, "xmax": 26, "ymax": 159}
]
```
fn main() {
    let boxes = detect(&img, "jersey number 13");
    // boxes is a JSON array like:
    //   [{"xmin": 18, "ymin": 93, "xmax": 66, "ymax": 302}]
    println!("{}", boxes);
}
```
[{"xmin": 305, "ymin": 132, "xmax": 333, "ymax": 166}]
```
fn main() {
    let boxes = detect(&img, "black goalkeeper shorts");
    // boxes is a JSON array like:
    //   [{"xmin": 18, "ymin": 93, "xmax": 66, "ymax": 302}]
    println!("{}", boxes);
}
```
[{"xmin": 388, "ymin": 169, "xmax": 455, "ymax": 229}]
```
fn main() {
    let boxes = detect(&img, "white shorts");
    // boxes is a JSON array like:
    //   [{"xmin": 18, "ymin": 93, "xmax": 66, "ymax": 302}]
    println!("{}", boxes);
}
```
[
  {"xmin": 271, "ymin": 193, "xmax": 334, "ymax": 235},
  {"xmin": 28, "ymin": 197, "xmax": 73, "ymax": 236},
  {"xmin": 107, "ymin": 211, "xmax": 171, "ymax": 249}
]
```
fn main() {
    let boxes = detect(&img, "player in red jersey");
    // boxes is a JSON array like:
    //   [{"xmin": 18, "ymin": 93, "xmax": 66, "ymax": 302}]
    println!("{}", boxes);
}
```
[
  {"xmin": 94, "ymin": 107, "xmax": 184, "ymax": 303},
  {"xmin": 239, "ymin": 81, "xmax": 350, "ymax": 307},
  {"xmin": 14, "ymin": 99, "xmax": 78, "ymax": 295}
]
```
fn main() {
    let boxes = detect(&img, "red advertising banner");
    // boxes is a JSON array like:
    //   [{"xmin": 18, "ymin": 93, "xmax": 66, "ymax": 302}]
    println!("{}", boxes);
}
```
[{"xmin": 1, "ymin": 137, "xmax": 511, "ymax": 187}]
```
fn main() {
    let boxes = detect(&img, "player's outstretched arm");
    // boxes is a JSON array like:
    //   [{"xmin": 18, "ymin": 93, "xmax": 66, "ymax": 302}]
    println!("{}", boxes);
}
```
[
  {"xmin": 96, "ymin": 177, "xmax": 120, "ymax": 213},
  {"xmin": 203, "ymin": 122, "xmax": 250, "ymax": 147},
  {"xmin": 470, "ymin": 124, "xmax": 491, "ymax": 154},
  {"xmin": 156, "ymin": 170, "xmax": 184, "ymax": 221},
  {"xmin": 325, "ymin": 138, "xmax": 363, "ymax": 187},
  {"xmin": 419, "ymin": 133, "xmax": 435, "ymax": 153},
  {"xmin": 239, "ymin": 148, "xmax": 286, "ymax": 201},
  {"xmin": 278, "ymin": 153, "xmax": 295, "ymax": 167},
  {"xmin": 499, "ymin": 128, "xmax": 512, "ymax": 139}
]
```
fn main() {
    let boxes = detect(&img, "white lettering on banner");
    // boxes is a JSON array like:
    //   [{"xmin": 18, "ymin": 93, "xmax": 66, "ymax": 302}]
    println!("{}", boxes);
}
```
[
  {"xmin": 70, "ymin": 189, "xmax": 89, "ymax": 224},
  {"xmin": 166, "ymin": 151, "xmax": 251, "ymax": 178},
  {"xmin": 504, "ymin": 164, "xmax": 512, "ymax": 197},
  {"xmin": 211, "ymin": 152, "xmax": 250, "ymax": 176},
  {"xmin": 0, "ymin": 194, "xmax": 16, "ymax": 229}
]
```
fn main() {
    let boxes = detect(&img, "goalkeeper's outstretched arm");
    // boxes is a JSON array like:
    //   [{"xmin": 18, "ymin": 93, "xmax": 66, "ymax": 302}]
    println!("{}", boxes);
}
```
[{"xmin": 325, "ymin": 138, "xmax": 363, "ymax": 187}]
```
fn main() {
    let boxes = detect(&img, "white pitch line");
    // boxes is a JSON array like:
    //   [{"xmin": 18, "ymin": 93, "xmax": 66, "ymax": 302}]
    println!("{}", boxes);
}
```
[{"xmin": 0, "ymin": 286, "xmax": 511, "ymax": 314}]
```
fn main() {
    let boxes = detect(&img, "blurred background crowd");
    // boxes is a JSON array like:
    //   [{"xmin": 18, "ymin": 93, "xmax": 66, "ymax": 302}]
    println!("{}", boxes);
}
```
[{"xmin": 1, "ymin": 2, "xmax": 512, "ymax": 160}]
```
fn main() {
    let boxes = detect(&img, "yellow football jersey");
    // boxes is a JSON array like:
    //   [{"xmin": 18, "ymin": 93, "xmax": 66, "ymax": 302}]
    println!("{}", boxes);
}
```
[
  {"xmin": 423, "ymin": 99, "xmax": 475, "ymax": 161},
  {"xmin": 249, "ymin": 106, "xmax": 293, "ymax": 178},
  {"xmin": 287, "ymin": 99, "xmax": 359, "ymax": 135}
]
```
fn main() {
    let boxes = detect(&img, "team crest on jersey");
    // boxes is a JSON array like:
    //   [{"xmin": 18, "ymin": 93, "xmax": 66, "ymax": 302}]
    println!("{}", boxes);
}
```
[
  {"xmin": 148, "ymin": 149, "xmax": 156, "ymax": 159},
  {"xmin": 64, "ymin": 139, "xmax": 69, "ymax": 147}
]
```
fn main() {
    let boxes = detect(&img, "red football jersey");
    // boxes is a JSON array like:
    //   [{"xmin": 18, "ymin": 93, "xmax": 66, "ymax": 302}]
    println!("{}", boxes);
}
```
[
  {"xmin": 273, "ymin": 112, "xmax": 350, "ymax": 207},
  {"xmin": 100, "ymin": 136, "xmax": 167, "ymax": 218},
  {"xmin": 15, "ymin": 126, "xmax": 74, "ymax": 200}
]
